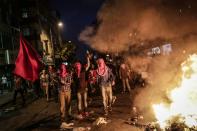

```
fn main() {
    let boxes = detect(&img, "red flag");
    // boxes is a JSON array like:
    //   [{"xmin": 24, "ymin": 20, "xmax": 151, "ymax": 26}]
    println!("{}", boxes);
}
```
[{"xmin": 13, "ymin": 34, "xmax": 42, "ymax": 82}]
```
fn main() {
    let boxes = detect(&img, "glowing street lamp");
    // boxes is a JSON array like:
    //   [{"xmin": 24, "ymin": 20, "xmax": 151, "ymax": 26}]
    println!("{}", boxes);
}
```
[
  {"xmin": 58, "ymin": 21, "xmax": 63, "ymax": 27},
  {"xmin": 57, "ymin": 21, "xmax": 63, "ymax": 46}
]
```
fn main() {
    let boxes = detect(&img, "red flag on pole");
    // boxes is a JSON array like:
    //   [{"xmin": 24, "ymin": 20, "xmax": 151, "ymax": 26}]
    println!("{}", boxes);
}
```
[{"xmin": 13, "ymin": 34, "xmax": 42, "ymax": 82}]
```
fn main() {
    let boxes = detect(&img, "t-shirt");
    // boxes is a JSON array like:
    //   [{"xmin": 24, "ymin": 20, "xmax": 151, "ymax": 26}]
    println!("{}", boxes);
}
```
[
  {"xmin": 60, "ymin": 73, "xmax": 72, "ymax": 92},
  {"xmin": 119, "ymin": 64, "xmax": 130, "ymax": 79},
  {"xmin": 1, "ymin": 76, "xmax": 7, "ymax": 84},
  {"xmin": 78, "ymin": 71, "xmax": 87, "ymax": 92},
  {"xmin": 97, "ymin": 68, "xmax": 115, "ymax": 87}
]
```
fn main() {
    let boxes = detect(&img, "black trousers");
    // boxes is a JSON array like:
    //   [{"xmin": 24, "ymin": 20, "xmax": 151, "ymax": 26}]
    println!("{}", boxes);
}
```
[
  {"xmin": 0, "ymin": 84, "xmax": 6, "ymax": 94},
  {"xmin": 13, "ymin": 88, "xmax": 25, "ymax": 105}
]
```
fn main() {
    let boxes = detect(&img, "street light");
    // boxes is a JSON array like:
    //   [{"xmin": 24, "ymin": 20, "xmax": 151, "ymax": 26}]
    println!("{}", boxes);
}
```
[
  {"xmin": 57, "ymin": 21, "xmax": 63, "ymax": 46},
  {"xmin": 58, "ymin": 21, "xmax": 63, "ymax": 28}
]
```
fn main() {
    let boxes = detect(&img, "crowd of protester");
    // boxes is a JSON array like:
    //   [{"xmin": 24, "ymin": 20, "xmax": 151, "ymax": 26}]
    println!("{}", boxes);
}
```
[{"xmin": 0, "ymin": 51, "xmax": 147, "ymax": 125}]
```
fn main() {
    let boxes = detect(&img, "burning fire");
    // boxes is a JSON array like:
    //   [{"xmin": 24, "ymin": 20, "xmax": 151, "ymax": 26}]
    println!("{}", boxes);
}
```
[{"xmin": 153, "ymin": 54, "xmax": 197, "ymax": 129}]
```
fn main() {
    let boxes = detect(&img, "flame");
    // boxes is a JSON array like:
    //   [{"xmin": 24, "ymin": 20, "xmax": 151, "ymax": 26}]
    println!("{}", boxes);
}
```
[{"xmin": 153, "ymin": 54, "xmax": 197, "ymax": 129}]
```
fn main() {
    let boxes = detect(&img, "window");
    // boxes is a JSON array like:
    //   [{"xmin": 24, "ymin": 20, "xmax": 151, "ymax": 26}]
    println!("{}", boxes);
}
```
[
  {"xmin": 23, "ymin": 28, "xmax": 30, "ymax": 36},
  {"xmin": 22, "ymin": 12, "xmax": 28, "ymax": 18}
]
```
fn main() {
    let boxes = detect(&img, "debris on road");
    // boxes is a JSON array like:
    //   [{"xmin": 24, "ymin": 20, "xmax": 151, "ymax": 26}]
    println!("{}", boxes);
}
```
[
  {"xmin": 93, "ymin": 117, "xmax": 109, "ymax": 126},
  {"xmin": 60, "ymin": 122, "xmax": 74, "ymax": 129},
  {"xmin": 73, "ymin": 126, "xmax": 91, "ymax": 131}
]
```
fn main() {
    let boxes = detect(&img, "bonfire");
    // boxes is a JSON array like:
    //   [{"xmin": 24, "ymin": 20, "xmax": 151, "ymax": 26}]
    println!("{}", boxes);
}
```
[{"xmin": 152, "ymin": 54, "xmax": 197, "ymax": 130}]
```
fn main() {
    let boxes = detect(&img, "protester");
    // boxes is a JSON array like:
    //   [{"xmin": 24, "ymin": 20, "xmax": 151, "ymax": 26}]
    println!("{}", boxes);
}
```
[
  {"xmin": 96, "ymin": 58, "xmax": 116, "ymax": 115},
  {"xmin": 74, "ymin": 62, "xmax": 89, "ymax": 119},
  {"xmin": 13, "ymin": 75, "xmax": 26, "ymax": 106},
  {"xmin": 33, "ymin": 79, "xmax": 42, "ymax": 99},
  {"xmin": 22, "ymin": 79, "xmax": 28, "ymax": 95},
  {"xmin": 40, "ymin": 69, "xmax": 50, "ymax": 101},
  {"xmin": 48, "ymin": 65, "xmax": 59, "ymax": 102},
  {"xmin": 119, "ymin": 62, "xmax": 131, "ymax": 93},
  {"xmin": 59, "ymin": 63, "xmax": 72, "ymax": 122},
  {"xmin": 88, "ymin": 64, "xmax": 97, "ymax": 94}
]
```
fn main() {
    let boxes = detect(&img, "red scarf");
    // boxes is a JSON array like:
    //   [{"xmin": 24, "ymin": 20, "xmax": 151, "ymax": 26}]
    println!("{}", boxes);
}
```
[
  {"xmin": 60, "ymin": 64, "xmax": 67, "ymax": 77},
  {"xmin": 97, "ymin": 58, "xmax": 108, "ymax": 76},
  {"xmin": 75, "ymin": 62, "xmax": 81, "ymax": 78}
]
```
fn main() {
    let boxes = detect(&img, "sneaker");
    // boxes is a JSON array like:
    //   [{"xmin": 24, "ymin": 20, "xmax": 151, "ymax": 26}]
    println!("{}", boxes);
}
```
[
  {"xmin": 104, "ymin": 110, "xmax": 108, "ymax": 116},
  {"xmin": 108, "ymin": 107, "xmax": 112, "ymax": 112},
  {"xmin": 112, "ymin": 96, "xmax": 116, "ymax": 104},
  {"xmin": 77, "ymin": 114, "xmax": 84, "ymax": 120},
  {"xmin": 84, "ymin": 112, "xmax": 89, "ymax": 117},
  {"xmin": 60, "ymin": 122, "xmax": 74, "ymax": 129}
]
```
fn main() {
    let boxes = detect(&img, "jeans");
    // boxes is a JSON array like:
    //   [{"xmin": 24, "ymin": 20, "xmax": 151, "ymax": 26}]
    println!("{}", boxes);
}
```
[
  {"xmin": 13, "ymin": 88, "xmax": 25, "ymax": 105},
  {"xmin": 59, "ymin": 90, "xmax": 71, "ymax": 121},
  {"xmin": 77, "ymin": 89, "xmax": 88, "ymax": 113},
  {"xmin": 101, "ymin": 84, "xmax": 113, "ymax": 112},
  {"xmin": 122, "ymin": 78, "xmax": 131, "ymax": 92}
]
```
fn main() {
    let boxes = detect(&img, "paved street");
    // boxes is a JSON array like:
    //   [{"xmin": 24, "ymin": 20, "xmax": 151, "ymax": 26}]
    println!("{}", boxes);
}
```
[{"xmin": 0, "ymin": 88, "xmax": 144, "ymax": 131}]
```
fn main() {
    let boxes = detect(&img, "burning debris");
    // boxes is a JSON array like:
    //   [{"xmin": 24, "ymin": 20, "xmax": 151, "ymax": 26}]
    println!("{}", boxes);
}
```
[
  {"xmin": 78, "ymin": 0, "xmax": 197, "ymax": 130},
  {"xmin": 153, "ymin": 54, "xmax": 197, "ymax": 130},
  {"xmin": 125, "ymin": 106, "xmax": 161, "ymax": 131}
]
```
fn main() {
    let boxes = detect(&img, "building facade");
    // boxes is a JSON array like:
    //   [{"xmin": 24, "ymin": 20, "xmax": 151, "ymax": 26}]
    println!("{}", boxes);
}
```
[
  {"xmin": 0, "ymin": 0, "xmax": 62, "ymax": 68},
  {"xmin": 17, "ymin": 0, "xmax": 62, "ymax": 65},
  {"xmin": 0, "ymin": 0, "xmax": 19, "ymax": 67}
]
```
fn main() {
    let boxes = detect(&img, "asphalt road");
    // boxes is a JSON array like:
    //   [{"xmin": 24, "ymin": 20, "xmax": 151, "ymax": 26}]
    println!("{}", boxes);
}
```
[{"xmin": 0, "ymin": 88, "xmax": 145, "ymax": 131}]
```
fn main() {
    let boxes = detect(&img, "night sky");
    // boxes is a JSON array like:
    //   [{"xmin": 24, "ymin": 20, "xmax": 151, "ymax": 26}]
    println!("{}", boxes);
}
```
[{"xmin": 49, "ymin": 0, "xmax": 104, "ymax": 42}]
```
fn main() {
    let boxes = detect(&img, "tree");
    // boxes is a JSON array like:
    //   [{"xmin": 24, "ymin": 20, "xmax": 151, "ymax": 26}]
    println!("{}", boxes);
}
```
[{"xmin": 56, "ymin": 41, "xmax": 76, "ymax": 63}]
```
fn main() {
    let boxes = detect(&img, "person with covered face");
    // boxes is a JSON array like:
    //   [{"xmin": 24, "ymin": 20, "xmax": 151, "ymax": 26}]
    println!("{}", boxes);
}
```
[
  {"xmin": 59, "ymin": 63, "xmax": 72, "ymax": 122},
  {"xmin": 96, "ymin": 58, "xmax": 116, "ymax": 115},
  {"xmin": 74, "ymin": 62, "xmax": 89, "ymax": 119}
]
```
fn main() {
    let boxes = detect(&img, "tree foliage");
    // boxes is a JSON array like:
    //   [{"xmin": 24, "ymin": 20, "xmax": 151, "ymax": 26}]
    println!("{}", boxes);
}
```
[{"xmin": 56, "ymin": 41, "xmax": 76, "ymax": 63}]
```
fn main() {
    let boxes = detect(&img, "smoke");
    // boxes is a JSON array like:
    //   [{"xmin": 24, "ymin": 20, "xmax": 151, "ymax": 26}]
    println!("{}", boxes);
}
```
[
  {"xmin": 131, "ymin": 35, "xmax": 197, "ymax": 122},
  {"xmin": 79, "ymin": 0, "xmax": 197, "ymax": 53},
  {"xmin": 79, "ymin": 0, "xmax": 197, "ymax": 122}
]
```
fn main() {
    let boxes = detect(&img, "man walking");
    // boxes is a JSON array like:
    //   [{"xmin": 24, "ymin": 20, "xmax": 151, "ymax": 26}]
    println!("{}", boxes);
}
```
[
  {"xmin": 13, "ymin": 75, "xmax": 26, "ymax": 106},
  {"xmin": 119, "ymin": 62, "xmax": 131, "ymax": 93},
  {"xmin": 96, "ymin": 58, "xmax": 115, "ymax": 115}
]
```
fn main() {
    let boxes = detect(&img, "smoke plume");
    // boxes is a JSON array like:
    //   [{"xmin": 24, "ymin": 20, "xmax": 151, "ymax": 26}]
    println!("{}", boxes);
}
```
[
  {"xmin": 79, "ymin": 0, "xmax": 197, "ymax": 122},
  {"xmin": 80, "ymin": 0, "xmax": 197, "ymax": 53}
]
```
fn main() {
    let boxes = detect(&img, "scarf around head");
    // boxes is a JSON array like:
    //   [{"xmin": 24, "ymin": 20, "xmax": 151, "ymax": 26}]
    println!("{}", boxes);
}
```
[
  {"xmin": 60, "ymin": 64, "xmax": 67, "ymax": 77},
  {"xmin": 97, "ymin": 58, "xmax": 108, "ymax": 76},
  {"xmin": 75, "ymin": 62, "xmax": 81, "ymax": 78}
]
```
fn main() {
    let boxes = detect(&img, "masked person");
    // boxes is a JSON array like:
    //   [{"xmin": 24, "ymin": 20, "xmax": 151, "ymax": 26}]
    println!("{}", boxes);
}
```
[
  {"xmin": 96, "ymin": 58, "xmax": 116, "ymax": 116},
  {"xmin": 59, "ymin": 63, "xmax": 72, "ymax": 122},
  {"xmin": 119, "ymin": 62, "xmax": 131, "ymax": 93},
  {"xmin": 74, "ymin": 62, "xmax": 89, "ymax": 119}
]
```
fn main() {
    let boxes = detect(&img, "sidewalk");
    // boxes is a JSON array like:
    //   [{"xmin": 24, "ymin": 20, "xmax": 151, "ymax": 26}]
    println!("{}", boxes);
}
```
[{"xmin": 0, "ymin": 90, "xmax": 14, "ymax": 107}]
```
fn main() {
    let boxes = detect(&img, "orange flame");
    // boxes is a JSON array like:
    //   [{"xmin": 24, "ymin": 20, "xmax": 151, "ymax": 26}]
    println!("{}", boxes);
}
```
[{"xmin": 153, "ymin": 54, "xmax": 197, "ymax": 129}]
